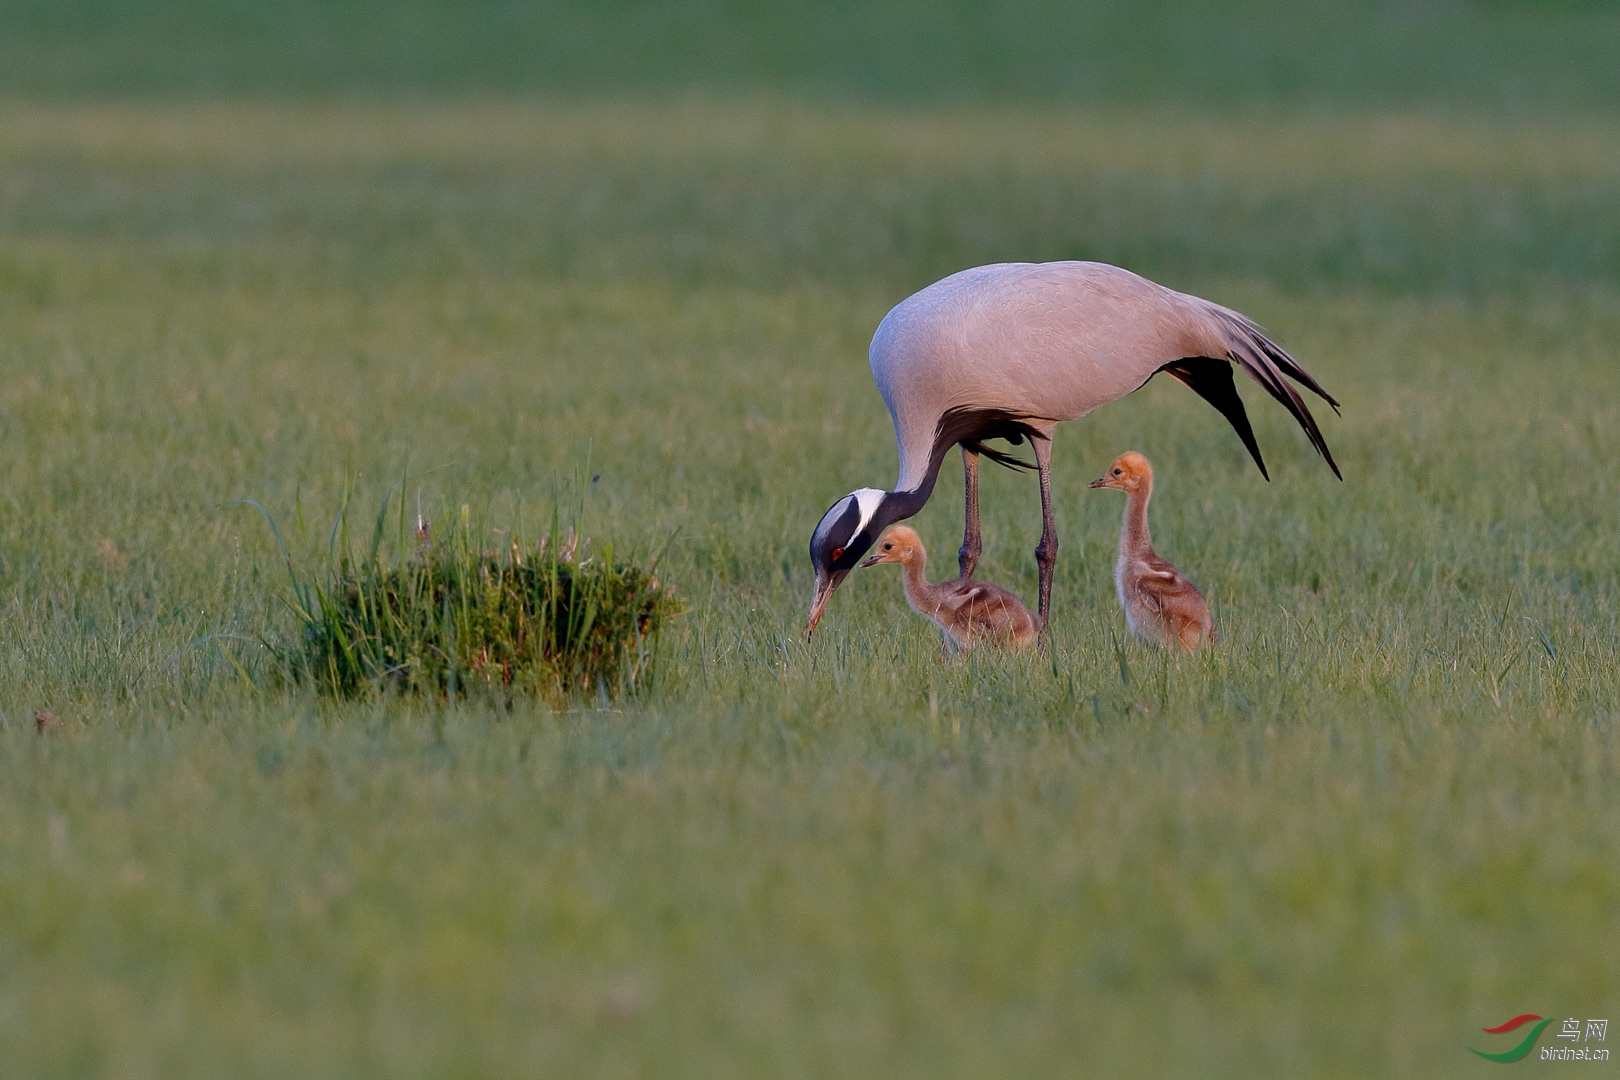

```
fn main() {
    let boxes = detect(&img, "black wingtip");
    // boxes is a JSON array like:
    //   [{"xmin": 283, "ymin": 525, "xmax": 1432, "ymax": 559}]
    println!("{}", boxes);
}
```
[
  {"xmin": 1245, "ymin": 432, "xmax": 1271, "ymax": 482},
  {"xmin": 1158, "ymin": 357, "xmax": 1271, "ymax": 482},
  {"xmin": 963, "ymin": 439, "xmax": 1036, "ymax": 472},
  {"xmin": 1221, "ymin": 332, "xmax": 1340, "ymax": 481},
  {"xmin": 1244, "ymin": 434, "xmax": 1271, "ymax": 482}
]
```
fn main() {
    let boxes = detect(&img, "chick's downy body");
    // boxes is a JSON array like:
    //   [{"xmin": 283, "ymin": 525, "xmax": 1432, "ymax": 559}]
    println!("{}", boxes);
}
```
[
  {"xmin": 1090, "ymin": 452, "xmax": 1214, "ymax": 652},
  {"xmin": 859, "ymin": 526, "xmax": 1037, "ymax": 651}
]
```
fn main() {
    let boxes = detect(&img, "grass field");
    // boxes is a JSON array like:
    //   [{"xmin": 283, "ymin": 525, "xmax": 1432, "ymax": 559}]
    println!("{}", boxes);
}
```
[{"xmin": 3, "ymin": 4, "xmax": 1620, "ymax": 1077}]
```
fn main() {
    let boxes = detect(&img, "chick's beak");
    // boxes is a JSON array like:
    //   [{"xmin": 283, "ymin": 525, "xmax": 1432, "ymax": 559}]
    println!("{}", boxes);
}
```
[
  {"xmin": 806, "ymin": 567, "xmax": 848, "ymax": 636},
  {"xmin": 858, "ymin": 552, "xmax": 883, "ymax": 568},
  {"xmin": 1089, "ymin": 476, "xmax": 1112, "ymax": 489}
]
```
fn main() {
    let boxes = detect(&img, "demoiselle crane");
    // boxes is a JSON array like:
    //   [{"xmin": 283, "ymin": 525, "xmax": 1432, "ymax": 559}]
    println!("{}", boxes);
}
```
[{"xmin": 806, "ymin": 261, "xmax": 1339, "ymax": 636}]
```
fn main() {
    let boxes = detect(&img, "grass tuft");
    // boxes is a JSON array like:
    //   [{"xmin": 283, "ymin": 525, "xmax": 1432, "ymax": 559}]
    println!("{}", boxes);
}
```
[{"xmin": 248, "ymin": 491, "xmax": 682, "ymax": 702}]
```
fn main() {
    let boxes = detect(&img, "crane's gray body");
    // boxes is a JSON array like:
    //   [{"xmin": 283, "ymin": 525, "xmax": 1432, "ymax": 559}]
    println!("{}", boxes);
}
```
[{"xmin": 873, "ymin": 262, "xmax": 1259, "ymax": 491}]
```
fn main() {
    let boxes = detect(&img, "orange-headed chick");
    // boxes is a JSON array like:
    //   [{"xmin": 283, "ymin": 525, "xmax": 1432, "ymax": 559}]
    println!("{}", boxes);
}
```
[
  {"xmin": 1089, "ymin": 452, "xmax": 1214, "ymax": 652},
  {"xmin": 859, "ymin": 526, "xmax": 1037, "ymax": 651}
]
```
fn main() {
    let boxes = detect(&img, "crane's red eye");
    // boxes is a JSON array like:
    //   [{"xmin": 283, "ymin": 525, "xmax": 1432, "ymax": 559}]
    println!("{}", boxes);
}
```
[{"xmin": 832, "ymin": 546, "xmax": 844, "ymax": 560}]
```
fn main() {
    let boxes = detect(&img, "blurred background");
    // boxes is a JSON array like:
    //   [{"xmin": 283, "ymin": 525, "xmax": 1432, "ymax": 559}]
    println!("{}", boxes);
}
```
[{"xmin": 3, "ymin": 0, "xmax": 1617, "ymax": 112}]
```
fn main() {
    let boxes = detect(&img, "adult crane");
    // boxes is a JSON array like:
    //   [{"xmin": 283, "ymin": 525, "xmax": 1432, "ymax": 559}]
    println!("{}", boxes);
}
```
[{"xmin": 806, "ymin": 261, "xmax": 1340, "ymax": 637}]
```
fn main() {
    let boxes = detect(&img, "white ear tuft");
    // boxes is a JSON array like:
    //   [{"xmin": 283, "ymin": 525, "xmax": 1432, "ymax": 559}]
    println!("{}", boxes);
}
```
[{"xmin": 851, "ymin": 488, "xmax": 886, "ymax": 535}]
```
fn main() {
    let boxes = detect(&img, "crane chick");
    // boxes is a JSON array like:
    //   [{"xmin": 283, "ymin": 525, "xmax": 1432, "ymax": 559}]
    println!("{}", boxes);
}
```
[
  {"xmin": 859, "ymin": 526, "xmax": 1037, "ymax": 651},
  {"xmin": 1090, "ymin": 452, "xmax": 1214, "ymax": 652}
]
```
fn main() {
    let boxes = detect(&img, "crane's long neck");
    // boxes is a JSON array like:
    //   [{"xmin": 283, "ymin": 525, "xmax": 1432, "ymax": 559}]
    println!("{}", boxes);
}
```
[
  {"xmin": 871, "ymin": 463, "xmax": 942, "ymax": 536},
  {"xmin": 1119, "ymin": 481, "xmax": 1154, "ymax": 559}
]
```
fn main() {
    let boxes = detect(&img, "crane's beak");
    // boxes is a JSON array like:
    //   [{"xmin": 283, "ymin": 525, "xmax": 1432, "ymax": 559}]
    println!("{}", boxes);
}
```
[{"xmin": 806, "ymin": 567, "xmax": 848, "ymax": 636}]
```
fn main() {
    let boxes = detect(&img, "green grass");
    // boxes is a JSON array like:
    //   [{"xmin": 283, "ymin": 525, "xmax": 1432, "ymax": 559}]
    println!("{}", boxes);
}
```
[{"xmin": 2, "ymin": 95, "xmax": 1619, "ymax": 1077}]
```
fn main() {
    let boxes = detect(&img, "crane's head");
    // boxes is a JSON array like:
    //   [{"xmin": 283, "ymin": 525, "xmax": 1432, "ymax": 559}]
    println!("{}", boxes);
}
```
[
  {"xmin": 1089, "ymin": 451, "xmax": 1153, "ymax": 495},
  {"xmin": 807, "ymin": 487, "xmax": 886, "ymax": 635}
]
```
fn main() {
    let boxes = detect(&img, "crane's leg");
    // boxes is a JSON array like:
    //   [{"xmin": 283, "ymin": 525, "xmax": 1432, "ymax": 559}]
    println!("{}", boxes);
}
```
[
  {"xmin": 1033, "ymin": 434, "xmax": 1058, "ymax": 641},
  {"xmin": 959, "ymin": 444, "xmax": 981, "ymax": 579}
]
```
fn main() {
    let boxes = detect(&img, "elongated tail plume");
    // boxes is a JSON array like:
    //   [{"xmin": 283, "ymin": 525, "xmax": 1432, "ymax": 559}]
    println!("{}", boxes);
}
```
[{"xmin": 1204, "ymin": 306, "xmax": 1342, "ymax": 480}]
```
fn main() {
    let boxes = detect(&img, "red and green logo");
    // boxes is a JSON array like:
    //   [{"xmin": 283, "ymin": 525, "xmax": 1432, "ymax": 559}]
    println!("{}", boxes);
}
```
[{"xmin": 1469, "ymin": 1014, "xmax": 1554, "ymax": 1063}]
